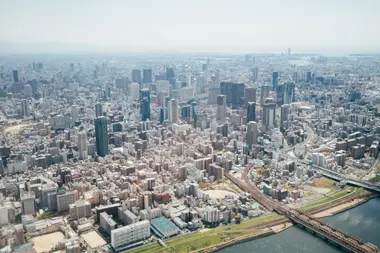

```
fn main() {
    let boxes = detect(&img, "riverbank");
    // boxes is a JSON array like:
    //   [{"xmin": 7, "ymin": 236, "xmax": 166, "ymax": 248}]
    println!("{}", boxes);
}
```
[{"xmin": 126, "ymin": 190, "xmax": 374, "ymax": 253}]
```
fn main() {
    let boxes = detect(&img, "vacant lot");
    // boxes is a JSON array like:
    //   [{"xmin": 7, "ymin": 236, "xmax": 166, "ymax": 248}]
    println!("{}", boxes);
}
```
[{"xmin": 31, "ymin": 232, "xmax": 65, "ymax": 253}]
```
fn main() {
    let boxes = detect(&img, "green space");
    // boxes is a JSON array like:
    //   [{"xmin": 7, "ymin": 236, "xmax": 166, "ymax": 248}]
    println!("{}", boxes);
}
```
[
  {"xmin": 369, "ymin": 175, "xmax": 380, "ymax": 183},
  {"xmin": 298, "ymin": 187, "xmax": 360, "ymax": 211},
  {"xmin": 126, "ymin": 213, "xmax": 283, "ymax": 253}
]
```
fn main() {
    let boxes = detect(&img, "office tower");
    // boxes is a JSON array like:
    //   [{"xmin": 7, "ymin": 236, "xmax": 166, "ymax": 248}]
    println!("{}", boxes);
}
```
[
  {"xmin": 130, "ymin": 82, "xmax": 140, "ymax": 100},
  {"xmin": 12, "ymin": 70, "xmax": 19, "ymax": 82},
  {"xmin": 252, "ymin": 67, "xmax": 259, "ymax": 82},
  {"xmin": 24, "ymin": 84, "xmax": 32, "ymax": 97},
  {"xmin": 281, "ymin": 104, "xmax": 290, "ymax": 129},
  {"xmin": 21, "ymin": 192, "xmax": 36, "ymax": 215},
  {"xmin": 285, "ymin": 83, "xmax": 295, "ymax": 104},
  {"xmin": 156, "ymin": 80, "xmax": 170, "ymax": 95},
  {"xmin": 141, "ymin": 98, "xmax": 150, "ymax": 121},
  {"xmin": 77, "ymin": 131, "xmax": 88, "ymax": 160},
  {"xmin": 220, "ymin": 81, "xmax": 245, "ymax": 107},
  {"xmin": 262, "ymin": 99, "xmax": 276, "ymax": 128},
  {"xmin": 181, "ymin": 105, "xmax": 191, "ymax": 120},
  {"xmin": 244, "ymin": 87, "xmax": 257, "ymax": 106},
  {"xmin": 306, "ymin": 71, "xmax": 312, "ymax": 82},
  {"xmin": 247, "ymin": 102, "xmax": 256, "ymax": 122},
  {"xmin": 246, "ymin": 121, "xmax": 258, "ymax": 149},
  {"xmin": 260, "ymin": 85, "xmax": 271, "ymax": 106},
  {"xmin": 166, "ymin": 67, "xmax": 175, "ymax": 85},
  {"xmin": 132, "ymin": 69, "xmax": 141, "ymax": 83},
  {"xmin": 160, "ymin": 107, "xmax": 166, "ymax": 124},
  {"xmin": 168, "ymin": 98, "xmax": 178, "ymax": 123},
  {"xmin": 95, "ymin": 117, "xmax": 109, "ymax": 157},
  {"xmin": 288, "ymin": 48, "xmax": 291, "ymax": 56},
  {"xmin": 95, "ymin": 103, "xmax": 103, "ymax": 118},
  {"xmin": 142, "ymin": 69, "xmax": 152, "ymax": 83},
  {"xmin": 197, "ymin": 75, "xmax": 206, "ymax": 93},
  {"xmin": 293, "ymin": 72, "xmax": 298, "ymax": 83},
  {"xmin": 216, "ymin": 95, "xmax": 227, "ymax": 122},
  {"xmin": 191, "ymin": 101, "xmax": 198, "ymax": 126},
  {"xmin": 140, "ymin": 88, "xmax": 151, "ymax": 121},
  {"xmin": 21, "ymin": 99, "xmax": 29, "ymax": 117},
  {"xmin": 111, "ymin": 220, "xmax": 150, "ymax": 250},
  {"xmin": 276, "ymin": 84, "xmax": 285, "ymax": 106},
  {"xmin": 272, "ymin": 72, "xmax": 279, "ymax": 90}
]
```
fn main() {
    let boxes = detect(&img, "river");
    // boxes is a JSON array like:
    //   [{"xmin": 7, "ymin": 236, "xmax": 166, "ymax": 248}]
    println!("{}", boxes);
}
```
[{"xmin": 218, "ymin": 198, "xmax": 380, "ymax": 253}]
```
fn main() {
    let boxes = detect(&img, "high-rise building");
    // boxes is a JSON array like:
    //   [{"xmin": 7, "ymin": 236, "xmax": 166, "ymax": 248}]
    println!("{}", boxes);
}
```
[
  {"xmin": 272, "ymin": 72, "xmax": 279, "ymax": 90},
  {"xmin": 95, "ymin": 117, "xmax": 109, "ymax": 157},
  {"xmin": 166, "ymin": 68, "xmax": 175, "ymax": 85},
  {"xmin": 142, "ymin": 69, "xmax": 152, "ymax": 83},
  {"xmin": 252, "ymin": 67, "xmax": 259, "ymax": 82},
  {"xmin": 276, "ymin": 85, "xmax": 285, "ymax": 106},
  {"xmin": 306, "ymin": 71, "xmax": 312, "ymax": 82},
  {"xmin": 57, "ymin": 190, "xmax": 78, "ymax": 212},
  {"xmin": 287, "ymin": 48, "xmax": 291, "ymax": 56},
  {"xmin": 12, "ymin": 70, "xmax": 19, "ymax": 82},
  {"xmin": 216, "ymin": 95, "xmax": 227, "ymax": 122},
  {"xmin": 132, "ymin": 69, "xmax": 141, "ymax": 83},
  {"xmin": 24, "ymin": 84, "xmax": 32, "ymax": 97},
  {"xmin": 293, "ymin": 72, "xmax": 298, "ymax": 83},
  {"xmin": 244, "ymin": 87, "xmax": 256, "ymax": 106},
  {"xmin": 77, "ymin": 131, "xmax": 88, "ymax": 159},
  {"xmin": 168, "ymin": 99, "xmax": 178, "ymax": 123},
  {"xmin": 280, "ymin": 104, "xmax": 290, "ymax": 129},
  {"xmin": 262, "ymin": 99, "xmax": 276, "ymax": 128},
  {"xmin": 21, "ymin": 192, "xmax": 36, "ymax": 215},
  {"xmin": 246, "ymin": 121, "xmax": 258, "ymax": 149},
  {"xmin": 260, "ymin": 85, "xmax": 271, "ymax": 106},
  {"xmin": 140, "ymin": 88, "xmax": 151, "ymax": 121},
  {"xmin": 220, "ymin": 82, "xmax": 245, "ymax": 108},
  {"xmin": 95, "ymin": 103, "xmax": 103, "ymax": 118},
  {"xmin": 21, "ymin": 99, "xmax": 29, "ymax": 117},
  {"xmin": 247, "ymin": 102, "xmax": 256, "ymax": 122},
  {"xmin": 284, "ymin": 83, "xmax": 295, "ymax": 104}
]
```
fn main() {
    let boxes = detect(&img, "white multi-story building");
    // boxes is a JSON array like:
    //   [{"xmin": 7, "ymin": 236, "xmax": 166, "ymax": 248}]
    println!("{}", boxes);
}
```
[
  {"xmin": 111, "ymin": 220, "xmax": 150, "ymax": 250},
  {"xmin": 21, "ymin": 192, "xmax": 36, "ymax": 215},
  {"xmin": 57, "ymin": 190, "xmax": 78, "ymax": 212},
  {"xmin": 69, "ymin": 199, "xmax": 91, "ymax": 219},
  {"xmin": 77, "ymin": 131, "xmax": 88, "ymax": 160},
  {"xmin": 168, "ymin": 99, "xmax": 178, "ymax": 123}
]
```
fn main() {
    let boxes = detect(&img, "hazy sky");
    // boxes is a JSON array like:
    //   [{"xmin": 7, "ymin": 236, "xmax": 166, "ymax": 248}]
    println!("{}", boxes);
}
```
[{"xmin": 0, "ymin": 0, "xmax": 379, "ymax": 53}]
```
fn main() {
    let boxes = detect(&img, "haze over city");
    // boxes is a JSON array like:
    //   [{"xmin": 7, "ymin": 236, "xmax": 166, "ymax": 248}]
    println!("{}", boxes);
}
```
[{"xmin": 1, "ymin": 0, "xmax": 380, "ymax": 54}]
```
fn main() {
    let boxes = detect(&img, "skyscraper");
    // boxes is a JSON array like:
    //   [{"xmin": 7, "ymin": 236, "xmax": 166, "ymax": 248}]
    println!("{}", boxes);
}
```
[
  {"xmin": 220, "ymin": 82, "xmax": 245, "ymax": 108},
  {"xmin": 246, "ymin": 121, "xmax": 258, "ymax": 149},
  {"xmin": 12, "ymin": 70, "xmax": 19, "ymax": 82},
  {"xmin": 95, "ymin": 103, "xmax": 103, "ymax": 118},
  {"xmin": 140, "ymin": 88, "xmax": 151, "ymax": 121},
  {"xmin": 77, "ymin": 131, "xmax": 88, "ymax": 160},
  {"xmin": 287, "ymin": 48, "xmax": 292, "ymax": 56},
  {"xmin": 168, "ymin": 99, "xmax": 178, "ymax": 123},
  {"xmin": 141, "ymin": 97, "xmax": 150, "ymax": 121},
  {"xmin": 260, "ymin": 85, "xmax": 271, "ymax": 106},
  {"xmin": 262, "ymin": 99, "xmax": 276, "ymax": 128},
  {"xmin": 247, "ymin": 102, "xmax": 256, "ymax": 122},
  {"xmin": 216, "ymin": 95, "xmax": 227, "ymax": 122},
  {"xmin": 272, "ymin": 72, "xmax": 279, "ymax": 91},
  {"xmin": 132, "ymin": 69, "xmax": 142, "ymax": 83},
  {"xmin": 293, "ymin": 72, "xmax": 298, "ymax": 83},
  {"xmin": 143, "ymin": 69, "xmax": 152, "ymax": 84},
  {"xmin": 166, "ymin": 68, "xmax": 175, "ymax": 85},
  {"xmin": 281, "ymin": 104, "xmax": 290, "ymax": 129},
  {"xmin": 252, "ymin": 67, "xmax": 259, "ymax": 82},
  {"xmin": 244, "ymin": 87, "xmax": 257, "ymax": 106},
  {"xmin": 21, "ymin": 99, "xmax": 29, "ymax": 117},
  {"xmin": 276, "ymin": 84, "xmax": 285, "ymax": 106},
  {"xmin": 284, "ymin": 83, "xmax": 295, "ymax": 104},
  {"xmin": 95, "ymin": 117, "xmax": 109, "ymax": 157},
  {"xmin": 306, "ymin": 71, "xmax": 312, "ymax": 83}
]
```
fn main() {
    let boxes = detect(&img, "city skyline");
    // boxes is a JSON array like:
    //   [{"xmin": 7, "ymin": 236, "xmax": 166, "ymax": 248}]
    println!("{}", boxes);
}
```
[{"xmin": 1, "ymin": 0, "xmax": 380, "ymax": 54}]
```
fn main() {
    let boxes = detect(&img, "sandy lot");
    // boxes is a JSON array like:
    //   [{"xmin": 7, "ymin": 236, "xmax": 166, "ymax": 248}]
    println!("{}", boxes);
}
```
[
  {"xmin": 32, "ymin": 232, "xmax": 65, "ymax": 253},
  {"xmin": 204, "ymin": 190, "xmax": 237, "ymax": 199},
  {"xmin": 313, "ymin": 198, "xmax": 365, "ymax": 218},
  {"xmin": 81, "ymin": 231, "xmax": 107, "ymax": 249}
]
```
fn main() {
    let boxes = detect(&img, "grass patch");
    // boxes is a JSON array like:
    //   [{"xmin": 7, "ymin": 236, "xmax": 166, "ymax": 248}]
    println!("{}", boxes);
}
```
[
  {"xmin": 298, "ymin": 187, "xmax": 357, "ymax": 211},
  {"xmin": 369, "ymin": 176, "xmax": 380, "ymax": 183},
  {"xmin": 312, "ymin": 177, "xmax": 338, "ymax": 190},
  {"xmin": 127, "ymin": 213, "xmax": 283, "ymax": 253}
]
